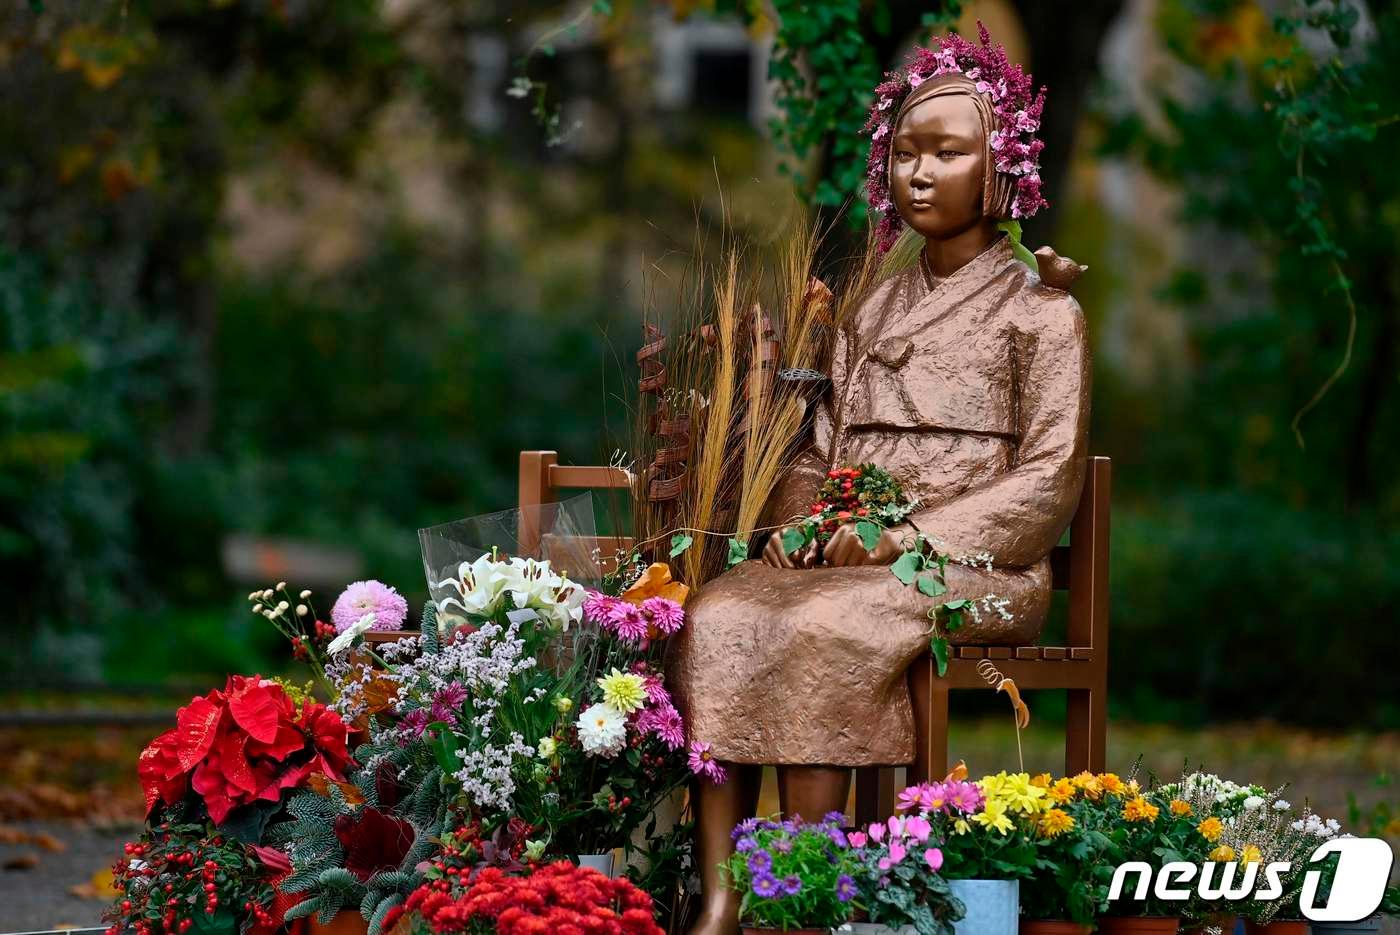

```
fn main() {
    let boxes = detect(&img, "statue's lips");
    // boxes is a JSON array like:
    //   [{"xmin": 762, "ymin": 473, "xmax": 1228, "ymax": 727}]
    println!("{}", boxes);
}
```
[{"xmin": 908, "ymin": 199, "xmax": 935, "ymax": 210}]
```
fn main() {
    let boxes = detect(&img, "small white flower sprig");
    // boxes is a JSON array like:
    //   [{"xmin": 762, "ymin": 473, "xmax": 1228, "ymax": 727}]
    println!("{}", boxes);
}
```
[{"xmin": 889, "ymin": 534, "xmax": 1014, "ymax": 676}]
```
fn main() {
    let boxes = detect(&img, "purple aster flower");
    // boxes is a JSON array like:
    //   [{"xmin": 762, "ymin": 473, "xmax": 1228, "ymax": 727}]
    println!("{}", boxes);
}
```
[
  {"xmin": 826, "ymin": 826, "xmax": 849, "ymax": 848},
  {"xmin": 836, "ymin": 874, "xmax": 857, "ymax": 903},
  {"xmin": 640, "ymin": 596, "xmax": 685, "ymax": 634},
  {"xmin": 771, "ymin": 836, "xmax": 792, "ymax": 855},
  {"xmin": 735, "ymin": 836, "xmax": 757, "ymax": 853},
  {"xmin": 607, "ymin": 602, "xmax": 649, "ymax": 642},
  {"xmin": 823, "ymin": 810, "xmax": 846, "ymax": 825},
  {"xmin": 746, "ymin": 850, "xmax": 772, "ymax": 874},
  {"xmin": 781, "ymin": 875, "xmax": 802, "ymax": 896},
  {"xmin": 688, "ymin": 740, "xmax": 728, "ymax": 784},
  {"xmin": 732, "ymin": 818, "xmax": 760, "ymax": 841},
  {"xmin": 332, "ymin": 580, "xmax": 408, "ymax": 632},
  {"xmin": 750, "ymin": 872, "xmax": 781, "ymax": 899}
]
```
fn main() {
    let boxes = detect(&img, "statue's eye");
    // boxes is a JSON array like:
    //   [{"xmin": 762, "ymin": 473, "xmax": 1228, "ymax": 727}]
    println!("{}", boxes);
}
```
[
  {"xmin": 895, "ymin": 149, "xmax": 915, "ymax": 161},
  {"xmin": 938, "ymin": 149, "xmax": 965, "ymax": 158}
]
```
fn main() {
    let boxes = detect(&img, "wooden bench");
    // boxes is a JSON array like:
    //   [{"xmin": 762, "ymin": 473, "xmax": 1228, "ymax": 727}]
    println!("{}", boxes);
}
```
[{"xmin": 518, "ymin": 450, "xmax": 1111, "ymax": 826}]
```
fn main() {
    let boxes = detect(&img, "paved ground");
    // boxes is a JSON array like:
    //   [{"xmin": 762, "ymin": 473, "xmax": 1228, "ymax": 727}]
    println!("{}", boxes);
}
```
[{"xmin": 0, "ymin": 820, "xmax": 131, "ymax": 931}]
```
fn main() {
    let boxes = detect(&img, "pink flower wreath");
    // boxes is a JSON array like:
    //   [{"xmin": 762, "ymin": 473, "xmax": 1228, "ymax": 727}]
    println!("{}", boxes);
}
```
[{"xmin": 863, "ymin": 23, "xmax": 1049, "ymax": 252}]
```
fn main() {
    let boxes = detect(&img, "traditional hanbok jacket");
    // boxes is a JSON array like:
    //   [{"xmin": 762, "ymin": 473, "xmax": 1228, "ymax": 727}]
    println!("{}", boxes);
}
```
[{"xmin": 668, "ymin": 236, "xmax": 1091, "ymax": 766}]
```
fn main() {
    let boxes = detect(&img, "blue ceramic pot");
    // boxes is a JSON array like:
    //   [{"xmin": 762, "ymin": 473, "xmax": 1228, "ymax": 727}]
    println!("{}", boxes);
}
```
[{"xmin": 949, "ymin": 879, "xmax": 1019, "ymax": 935}]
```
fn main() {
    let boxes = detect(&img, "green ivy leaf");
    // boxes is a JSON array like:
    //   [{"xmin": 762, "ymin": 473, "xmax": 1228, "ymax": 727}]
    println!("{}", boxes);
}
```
[
  {"xmin": 997, "ymin": 219, "xmax": 1038, "ymax": 270},
  {"xmin": 669, "ymin": 533, "xmax": 693, "ymax": 558},
  {"xmin": 781, "ymin": 524, "xmax": 810, "ymax": 556},
  {"xmin": 931, "ymin": 636, "xmax": 950, "ymax": 677},
  {"xmin": 855, "ymin": 519, "xmax": 882, "ymax": 550},
  {"xmin": 916, "ymin": 572, "xmax": 947, "ymax": 598},
  {"xmin": 726, "ymin": 537, "xmax": 749, "ymax": 567},
  {"xmin": 891, "ymin": 550, "xmax": 921, "ymax": 585}
]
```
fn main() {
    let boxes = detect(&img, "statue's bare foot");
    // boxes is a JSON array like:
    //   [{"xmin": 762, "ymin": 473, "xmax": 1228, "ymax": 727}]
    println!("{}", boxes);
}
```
[{"xmin": 688, "ymin": 907, "xmax": 739, "ymax": 935}]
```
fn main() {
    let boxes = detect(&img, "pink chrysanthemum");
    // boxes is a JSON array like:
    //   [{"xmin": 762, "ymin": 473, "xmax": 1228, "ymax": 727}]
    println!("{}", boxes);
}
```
[
  {"xmin": 642, "ymin": 674, "xmax": 672, "ymax": 708},
  {"xmin": 332, "ymin": 579, "xmax": 409, "ymax": 632},
  {"xmin": 640, "ymin": 597, "xmax": 685, "ymax": 634},
  {"xmin": 862, "ymin": 22, "xmax": 1048, "ymax": 252},
  {"xmin": 638, "ymin": 703, "xmax": 686, "ymax": 751},
  {"xmin": 430, "ymin": 682, "xmax": 468, "ymax": 723},
  {"xmin": 947, "ymin": 780, "xmax": 984, "ymax": 814},
  {"xmin": 606, "ymin": 602, "xmax": 649, "ymax": 643},
  {"xmin": 583, "ymin": 590, "xmax": 621, "ymax": 625},
  {"xmin": 688, "ymin": 740, "xmax": 728, "ymax": 784}
]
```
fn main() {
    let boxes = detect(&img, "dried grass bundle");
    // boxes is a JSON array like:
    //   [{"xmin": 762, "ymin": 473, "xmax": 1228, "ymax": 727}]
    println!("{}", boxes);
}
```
[{"xmin": 631, "ymin": 212, "xmax": 883, "ymax": 588}]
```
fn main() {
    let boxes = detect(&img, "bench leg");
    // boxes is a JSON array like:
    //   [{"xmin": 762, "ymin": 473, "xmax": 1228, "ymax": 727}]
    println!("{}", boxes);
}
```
[
  {"xmin": 1065, "ymin": 686, "xmax": 1106, "ymax": 774},
  {"xmin": 909, "ymin": 657, "xmax": 949, "ymax": 784}
]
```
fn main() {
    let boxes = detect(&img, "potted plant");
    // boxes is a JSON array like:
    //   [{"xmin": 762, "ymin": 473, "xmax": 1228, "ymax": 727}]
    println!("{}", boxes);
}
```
[
  {"xmin": 844, "ymin": 804, "xmax": 965, "ymax": 934},
  {"xmin": 721, "ymin": 813, "xmax": 860, "ymax": 933},
  {"xmin": 1016, "ymin": 773, "xmax": 1110, "ymax": 935}
]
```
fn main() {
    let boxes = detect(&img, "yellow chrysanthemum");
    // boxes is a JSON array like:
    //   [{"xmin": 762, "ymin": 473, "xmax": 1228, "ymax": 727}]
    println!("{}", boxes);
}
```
[
  {"xmin": 1209, "ymin": 844, "xmax": 1236, "ymax": 863},
  {"xmin": 1123, "ymin": 797, "xmax": 1160, "ymax": 822},
  {"xmin": 1126, "ymin": 779, "xmax": 1141, "ymax": 796},
  {"xmin": 1071, "ymin": 770, "xmax": 1103, "ymax": 799},
  {"xmin": 1030, "ymin": 772, "xmax": 1052, "ymax": 789},
  {"xmin": 953, "ymin": 817, "xmax": 971, "ymax": 836},
  {"xmin": 596, "ymin": 668, "xmax": 647, "ymax": 714},
  {"xmin": 1170, "ymin": 799, "xmax": 1193, "ymax": 817},
  {"xmin": 1048, "ymin": 778, "xmax": 1077, "ymax": 805},
  {"xmin": 979, "ymin": 771, "xmax": 1010, "ymax": 799},
  {"xmin": 1240, "ymin": 845, "xmax": 1263, "ymax": 865},
  {"xmin": 1198, "ymin": 817, "xmax": 1224, "ymax": 842},
  {"xmin": 1098, "ymin": 773, "xmax": 1127, "ymax": 796},
  {"xmin": 1039, "ymin": 808, "xmax": 1075, "ymax": 838},
  {"xmin": 1002, "ymin": 772, "xmax": 1049, "ymax": 814},
  {"xmin": 973, "ymin": 799, "xmax": 1015, "ymax": 835}
]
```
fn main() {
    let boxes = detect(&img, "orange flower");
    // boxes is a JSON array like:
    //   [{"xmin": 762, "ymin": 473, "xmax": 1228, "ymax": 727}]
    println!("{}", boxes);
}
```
[
  {"xmin": 1209, "ymin": 844, "xmax": 1236, "ymax": 863},
  {"xmin": 1048, "ymin": 778, "xmax": 1077, "ymax": 805},
  {"xmin": 1039, "ymin": 808, "xmax": 1075, "ymax": 838},
  {"xmin": 621, "ymin": 563, "xmax": 689, "ymax": 607},
  {"xmin": 1122, "ymin": 797, "xmax": 1159, "ymax": 822},
  {"xmin": 1240, "ymin": 845, "xmax": 1263, "ymax": 865},
  {"xmin": 1098, "ymin": 773, "xmax": 1127, "ymax": 796},
  {"xmin": 1030, "ymin": 772, "xmax": 1052, "ymax": 789},
  {"xmin": 1170, "ymin": 799, "xmax": 1193, "ymax": 817},
  {"xmin": 1071, "ymin": 771, "xmax": 1103, "ymax": 799},
  {"xmin": 1198, "ymin": 817, "xmax": 1224, "ymax": 842}
]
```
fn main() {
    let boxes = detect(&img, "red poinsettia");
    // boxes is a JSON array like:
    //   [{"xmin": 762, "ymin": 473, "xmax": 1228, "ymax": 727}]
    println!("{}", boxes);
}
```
[
  {"xmin": 333, "ymin": 806, "xmax": 416, "ymax": 882},
  {"xmin": 139, "ymin": 675, "xmax": 351, "ymax": 825}
]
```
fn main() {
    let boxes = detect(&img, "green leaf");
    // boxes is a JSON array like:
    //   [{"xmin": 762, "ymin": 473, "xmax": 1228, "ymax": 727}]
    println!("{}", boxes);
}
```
[
  {"xmin": 931, "ymin": 636, "xmax": 950, "ymax": 677},
  {"xmin": 997, "ymin": 219, "xmax": 1038, "ymax": 270},
  {"xmin": 855, "ymin": 519, "xmax": 882, "ymax": 550},
  {"xmin": 892, "ymin": 550, "xmax": 921, "ymax": 585},
  {"xmin": 916, "ymin": 572, "xmax": 947, "ymax": 598},
  {"xmin": 669, "ymin": 533, "xmax": 693, "ymax": 558},
  {"xmin": 945, "ymin": 610, "xmax": 963, "ymax": 633},
  {"xmin": 726, "ymin": 537, "xmax": 749, "ymax": 567},
  {"xmin": 427, "ymin": 722, "xmax": 459, "ymax": 774},
  {"xmin": 780, "ymin": 524, "xmax": 809, "ymax": 556}
]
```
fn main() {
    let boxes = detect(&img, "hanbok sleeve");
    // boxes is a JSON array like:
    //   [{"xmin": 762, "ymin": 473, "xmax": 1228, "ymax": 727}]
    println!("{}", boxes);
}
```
[{"xmin": 907, "ymin": 290, "xmax": 1091, "ymax": 568}]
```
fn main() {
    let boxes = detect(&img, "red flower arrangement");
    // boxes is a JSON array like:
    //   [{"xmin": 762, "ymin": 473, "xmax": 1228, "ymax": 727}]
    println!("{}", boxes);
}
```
[
  {"xmin": 398, "ymin": 861, "xmax": 663, "ymax": 935},
  {"xmin": 138, "ymin": 674, "xmax": 352, "ymax": 825}
]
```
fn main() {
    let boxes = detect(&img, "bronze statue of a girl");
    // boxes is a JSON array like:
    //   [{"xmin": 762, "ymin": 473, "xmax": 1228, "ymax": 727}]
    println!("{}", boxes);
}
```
[{"xmin": 669, "ymin": 26, "xmax": 1091, "ymax": 935}]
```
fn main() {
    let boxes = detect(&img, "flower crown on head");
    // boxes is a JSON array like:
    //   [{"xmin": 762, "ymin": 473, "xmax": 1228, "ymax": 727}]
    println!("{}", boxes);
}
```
[{"xmin": 863, "ymin": 23, "xmax": 1049, "ymax": 252}]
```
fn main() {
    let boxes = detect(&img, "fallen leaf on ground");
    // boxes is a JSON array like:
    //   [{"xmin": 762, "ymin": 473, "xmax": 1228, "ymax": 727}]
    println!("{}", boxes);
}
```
[
  {"xmin": 69, "ymin": 866, "xmax": 119, "ymax": 900},
  {"xmin": 3, "ymin": 852, "xmax": 39, "ymax": 870}
]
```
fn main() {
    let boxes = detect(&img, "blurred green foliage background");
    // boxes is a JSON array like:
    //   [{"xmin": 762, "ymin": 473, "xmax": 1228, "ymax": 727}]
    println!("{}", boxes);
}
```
[{"xmin": 1, "ymin": 0, "xmax": 1396, "ymax": 731}]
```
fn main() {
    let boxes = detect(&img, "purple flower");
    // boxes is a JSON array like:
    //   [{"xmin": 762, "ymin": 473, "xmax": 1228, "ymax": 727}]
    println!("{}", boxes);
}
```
[
  {"xmin": 607, "ymin": 602, "xmax": 649, "ymax": 642},
  {"xmin": 636, "ymin": 703, "xmax": 685, "ymax": 751},
  {"xmin": 732, "ymin": 818, "xmax": 760, "ymax": 841},
  {"xmin": 746, "ymin": 850, "xmax": 772, "ymax": 874},
  {"xmin": 751, "ymin": 872, "xmax": 781, "ymax": 898},
  {"xmin": 823, "ymin": 810, "xmax": 846, "ymax": 825},
  {"xmin": 640, "ymin": 596, "xmax": 685, "ymax": 634},
  {"xmin": 826, "ymin": 826, "xmax": 849, "ymax": 848},
  {"xmin": 583, "ymin": 590, "xmax": 621, "ymax": 625},
  {"xmin": 688, "ymin": 740, "xmax": 728, "ymax": 784},
  {"xmin": 735, "ymin": 836, "xmax": 757, "ymax": 853},
  {"xmin": 781, "ymin": 875, "xmax": 802, "ymax": 896},
  {"xmin": 771, "ymin": 836, "xmax": 792, "ymax": 855},
  {"xmin": 332, "ymin": 580, "xmax": 408, "ymax": 633},
  {"xmin": 836, "ymin": 874, "xmax": 857, "ymax": 903},
  {"xmin": 397, "ymin": 709, "xmax": 430, "ymax": 742},
  {"xmin": 429, "ymin": 682, "xmax": 468, "ymax": 723}
]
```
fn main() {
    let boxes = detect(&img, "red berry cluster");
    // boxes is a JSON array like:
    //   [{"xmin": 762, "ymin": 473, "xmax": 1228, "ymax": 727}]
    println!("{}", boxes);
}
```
[
  {"xmin": 402, "ymin": 860, "xmax": 663, "ymax": 935},
  {"xmin": 103, "ymin": 823, "xmax": 276, "ymax": 935},
  {"xmin": 809, "ymin": 466, "xmax": 874, "ymax": 542}
]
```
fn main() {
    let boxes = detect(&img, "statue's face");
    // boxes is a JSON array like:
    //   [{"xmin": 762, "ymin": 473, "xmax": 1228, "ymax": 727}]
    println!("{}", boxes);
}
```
[{"xmin": 890, "ymin": 92, "xmax": 987, "ymax": 242}]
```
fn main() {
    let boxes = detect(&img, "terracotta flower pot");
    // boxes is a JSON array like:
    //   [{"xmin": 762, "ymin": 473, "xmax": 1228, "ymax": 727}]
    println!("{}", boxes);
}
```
[
  {"xmin": 1095, "ymin": 917, "xmax": 1182, "ymax": 935},
  {"xmin": 1309, "ymin": 917, "xmax": 1383, "ymax": 933},
  {"xmin": 1244, "ymin": 922, "xmax": 1309, "ymax": 935},
  {"xmin": 1019, "ymin": 921, "xmax": 1093, "ymax": 934},
  {"xmin": 307, "ymin": 910, "xmax": 370, "ymax": 935}
]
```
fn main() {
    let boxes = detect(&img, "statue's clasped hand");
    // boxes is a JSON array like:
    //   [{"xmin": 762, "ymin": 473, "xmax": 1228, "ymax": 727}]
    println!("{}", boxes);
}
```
[{"xmin": 762, "ymin": 522, "xmax": 913, "ymax": 569}]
